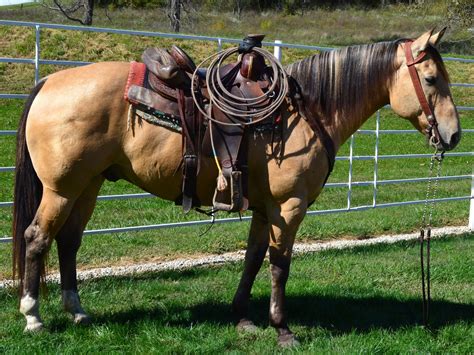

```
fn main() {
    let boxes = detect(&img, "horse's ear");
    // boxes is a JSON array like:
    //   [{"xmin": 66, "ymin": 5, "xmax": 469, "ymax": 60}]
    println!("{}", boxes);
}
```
[
  {"xmin": 429, "ymin": 27, "xmax": 447, "ymax": 47},
  {"xmin": 411, "ymin": 29, "xmax": 434, "ymax": 58}
]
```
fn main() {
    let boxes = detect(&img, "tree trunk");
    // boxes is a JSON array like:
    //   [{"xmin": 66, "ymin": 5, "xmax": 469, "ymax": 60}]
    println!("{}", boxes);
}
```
[
  {"xmin": 83, "ymin": 0, "xmax": 94, "ymax": 26},
  {"xmin": 234, "ymin": 0, "xmax": 243, "ymax": 20},
  {"xmin": 49, "ymin": 0, "xmax": 95, "ymax": 26},
  {"xmin": 169, "ymin": 0, "xmax": 181, "ymax": 32}
]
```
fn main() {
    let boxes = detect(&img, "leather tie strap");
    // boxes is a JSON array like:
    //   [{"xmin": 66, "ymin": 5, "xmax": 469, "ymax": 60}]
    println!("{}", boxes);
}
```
[
  {"xmin": 404, "ymin": 41, "xmax": 440, "ymax": 144},
  {"xmin": 288, "ymin": 76, "xmax": 335, "ymax": 182}
]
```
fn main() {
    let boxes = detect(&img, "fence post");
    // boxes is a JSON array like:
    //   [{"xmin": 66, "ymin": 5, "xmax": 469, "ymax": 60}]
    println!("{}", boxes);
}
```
[
  {"xmin": 347, "ymin": 134, "xmax": 355, "ymax": 210},
  {"xmin": 469, "ymin": 171, "xmax": 474, "ymax": 230},
  {"xmin": 274, "ymin": 40, "xmax": 282, "ymax": 61},
  {"xmin": 217, "ymin": 38, "xmax": 222, "ymax": 52},
  {"xmin": 34, "ymin": 25, "xmax": 40, "ymax": 84},
  {"xmin": 372, "ymin": 110, "xmax": 380, "ymax": 207}
]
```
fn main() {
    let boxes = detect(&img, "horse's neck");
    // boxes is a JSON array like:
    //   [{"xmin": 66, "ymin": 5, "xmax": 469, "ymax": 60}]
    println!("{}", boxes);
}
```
[
  {"xmin": 328, "ymin": 93, "xmax": 389, "ymax": 150},
  {"xmin": 290, "ymin": 43, "xmax": 398, "ymax": 152}
]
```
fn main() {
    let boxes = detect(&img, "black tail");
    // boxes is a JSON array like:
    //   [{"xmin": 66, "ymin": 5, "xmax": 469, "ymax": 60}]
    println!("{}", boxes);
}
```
[{"xmin": 12, "ymin": 79, "xmax": 47, "ymax": 295}]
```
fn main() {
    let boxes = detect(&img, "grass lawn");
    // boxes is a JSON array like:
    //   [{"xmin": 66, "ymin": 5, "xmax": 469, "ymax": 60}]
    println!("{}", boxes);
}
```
[{"xmin": 0, "ymin": 234, "xmax": 472, "ymax": 352}]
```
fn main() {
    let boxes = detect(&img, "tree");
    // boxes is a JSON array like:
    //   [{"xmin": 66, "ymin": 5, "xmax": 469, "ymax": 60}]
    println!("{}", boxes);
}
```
[
  {"xmin": 446, "ymin": 0, "xmax": 473, "ymax": 30},
  {"xmin": 46, "ymin": 0, "xmax": 95, "ymax": 26},
  {"xmin": 169, "ymin": 0, "xmax": 181, "ymax": 32},
  {"xmin": 233, "ymin": 0, "xmax": 244, "ymax": 20}
]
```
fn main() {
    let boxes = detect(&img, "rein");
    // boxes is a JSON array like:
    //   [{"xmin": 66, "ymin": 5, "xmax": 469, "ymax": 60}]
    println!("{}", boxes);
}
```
[
  {"xmin": 404, "ymin": 40, "xmax": 446, "ymax": 327},
  {"xmin": 420, "ymin": 149, "xmax": 444, "ymax": 327}
]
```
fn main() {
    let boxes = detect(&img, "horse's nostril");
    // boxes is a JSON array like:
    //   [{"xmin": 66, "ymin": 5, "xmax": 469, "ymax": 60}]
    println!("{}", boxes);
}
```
[{"xmin": 450, "ymin": 131, "xmax": 461, "ymax": 148}]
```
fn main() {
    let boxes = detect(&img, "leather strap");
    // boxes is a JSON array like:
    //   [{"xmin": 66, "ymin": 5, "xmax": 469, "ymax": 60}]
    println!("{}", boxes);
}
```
[
  {"xmin": 404, "ymin": 41, "xmax": 440, "ymax": 144},
  {"xmin": 178, "ymin": 89, "xmax": 200, "ymax": 212},
  {"xmin": 288, "ymin": 76, "xmax": 335, "ymax": 184},
  {"xmin": 148, "ymin": 72, "xmax": 186, "ymax": 101},
  {"xmin": 210, "ymin": 104, "xmax": 246, "ymax": 212}
]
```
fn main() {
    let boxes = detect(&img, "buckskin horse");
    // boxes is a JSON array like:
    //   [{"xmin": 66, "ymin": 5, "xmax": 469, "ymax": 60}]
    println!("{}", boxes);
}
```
[{"xmin": 12, "ymin": 28, "xmax": 460, "ymax": 346}]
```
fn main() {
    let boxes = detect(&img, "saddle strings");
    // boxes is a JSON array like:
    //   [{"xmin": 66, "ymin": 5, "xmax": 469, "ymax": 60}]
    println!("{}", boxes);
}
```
[{"xmin": 191, "ymin": 47, "xmax": 289, "ymax": 127}]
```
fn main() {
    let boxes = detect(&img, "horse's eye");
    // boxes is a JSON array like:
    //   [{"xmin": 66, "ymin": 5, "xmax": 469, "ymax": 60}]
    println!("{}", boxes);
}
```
[{"xmin": 425, "ymin": 76, "xmax": 437, "ymax": 86}]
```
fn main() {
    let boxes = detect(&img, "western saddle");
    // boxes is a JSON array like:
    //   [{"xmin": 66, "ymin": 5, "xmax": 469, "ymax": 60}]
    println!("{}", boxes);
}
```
[{"xmin": 124, "ymin": 35, "xmax": 301, "ymax": 214}]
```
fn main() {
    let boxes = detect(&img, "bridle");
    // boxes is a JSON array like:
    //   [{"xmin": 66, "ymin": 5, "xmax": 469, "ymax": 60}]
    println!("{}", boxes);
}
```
[
  {"xmin": 405, "ymin": 40, "xmax": 447, "ymax": 327},
  {"xmin": 404, "ymin": 40, "xmax": 442, "ymax": 148}
]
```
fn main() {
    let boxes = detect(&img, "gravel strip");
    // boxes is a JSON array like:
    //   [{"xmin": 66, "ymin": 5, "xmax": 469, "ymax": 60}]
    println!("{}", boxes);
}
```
[{"xmin": 0, "ymin": 225, "xmax": 470, "ymax": 289}]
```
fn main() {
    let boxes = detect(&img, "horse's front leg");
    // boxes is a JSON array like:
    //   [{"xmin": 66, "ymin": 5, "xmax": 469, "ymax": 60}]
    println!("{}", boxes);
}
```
[
  {"xmin": 267, "ymin": 197, "xmax": 306, "ymax": 347},
  {"xmin": 232, "ymin": 209, "xmax": 269, "ymax": 331}
]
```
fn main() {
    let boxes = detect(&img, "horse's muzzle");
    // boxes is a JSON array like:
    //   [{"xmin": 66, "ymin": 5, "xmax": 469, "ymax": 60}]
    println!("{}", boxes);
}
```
[
  {"xmin": 431, "ymin": 128, "xmax": 461, "ymax": 151},
  {"xmin": 446, "ymin": 130, "xmax": 461, "ymax": 150}
]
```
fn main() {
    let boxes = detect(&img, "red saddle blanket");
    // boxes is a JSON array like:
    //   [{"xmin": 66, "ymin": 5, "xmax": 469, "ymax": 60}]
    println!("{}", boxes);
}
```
[{"xmin": 123, "ymin": 61, "xmax": 146, "ymax": 101}]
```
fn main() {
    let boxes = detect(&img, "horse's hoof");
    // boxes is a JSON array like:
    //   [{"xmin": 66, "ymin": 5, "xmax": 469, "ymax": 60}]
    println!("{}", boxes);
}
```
[
  {"xmin": 74, "ymin": 313, "xmax": 91, "ymax": 326},
  {"xmin": 278, "ymin": 333, "xmax": 300, "ymax": 348},
  {"xmin": 236, "ymin": 319, "xmax": 259, "ymax": 333},
  {"xmin": 24, "ymin": 321, "xmax": 44, "ymax": 333}
]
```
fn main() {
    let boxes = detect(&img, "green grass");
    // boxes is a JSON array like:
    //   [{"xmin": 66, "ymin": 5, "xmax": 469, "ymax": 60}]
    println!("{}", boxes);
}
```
[{"xmin": 0, "ymin": 234, "xmax": 472, "ymax": 352}]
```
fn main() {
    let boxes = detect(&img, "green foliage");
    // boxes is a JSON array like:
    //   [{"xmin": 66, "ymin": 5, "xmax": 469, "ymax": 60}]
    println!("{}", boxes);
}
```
[
  {"xmin": 99, "ymin": 0, "xmax": 167, "ymax": 9},
  {"xmin": 259, "ymin": 18, "xmax": 272, "ymax": 31},
  {"xmin": 184, "ymin": 0, "xmax": 425, "ymax": 12},
  {"xmin": 446, "ymin": 0, "xmax": 473, "ymax": 29}
]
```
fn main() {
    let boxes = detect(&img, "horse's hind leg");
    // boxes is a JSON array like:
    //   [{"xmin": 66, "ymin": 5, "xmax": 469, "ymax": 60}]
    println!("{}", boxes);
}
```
[
  {"xmin": 232, "ymin": 209, "xmax": 269, "ymax": 331},
  {"xmin": 56, "ymin": 176, "xmax": 104, "ymax": 325},
  {"xmin": 20, "ymin": 188, "xmax": 76, "ymax": 332}
]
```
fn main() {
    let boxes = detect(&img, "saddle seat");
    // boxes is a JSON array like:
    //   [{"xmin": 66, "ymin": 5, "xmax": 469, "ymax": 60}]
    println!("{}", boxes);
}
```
[
  {"xmin": 125, "ymin": 35, "xmax": 276, "ymax": 213},
  {"xmin": 142, "ymin": 46, "xmax": 196, "ymax": 88}
]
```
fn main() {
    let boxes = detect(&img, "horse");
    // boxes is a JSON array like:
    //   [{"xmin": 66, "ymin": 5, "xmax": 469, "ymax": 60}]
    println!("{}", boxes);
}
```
[{"xmin": 12, "ymin": 28, "xmax": 460, "ymax": 346}]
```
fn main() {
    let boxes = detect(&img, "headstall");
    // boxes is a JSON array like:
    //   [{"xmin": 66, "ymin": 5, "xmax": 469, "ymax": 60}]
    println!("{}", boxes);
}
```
[
  {"xmin": 405, "ymin": 40, "xmax": 447, "ymax": 327},
  {"xmin": 404, "ymin": 40, "xmax": 441, "ymax": 148}
]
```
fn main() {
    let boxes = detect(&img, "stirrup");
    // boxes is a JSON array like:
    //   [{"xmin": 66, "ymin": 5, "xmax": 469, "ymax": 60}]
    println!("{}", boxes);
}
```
[{"xmin": 213, "ymin": 170, "xmax": 244, "ymax": 212}]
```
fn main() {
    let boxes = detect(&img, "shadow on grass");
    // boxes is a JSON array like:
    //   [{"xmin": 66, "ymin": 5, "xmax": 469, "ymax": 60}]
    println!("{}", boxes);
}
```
[{"xmin": 90, "ymin": 293, "xmax": 473, "ymax": 334}]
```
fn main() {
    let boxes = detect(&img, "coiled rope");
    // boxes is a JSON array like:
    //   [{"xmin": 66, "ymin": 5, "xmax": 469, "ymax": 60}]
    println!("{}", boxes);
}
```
[{"xmin": 191, "ymin": 46, "xmax": 289, "ymax": 127}]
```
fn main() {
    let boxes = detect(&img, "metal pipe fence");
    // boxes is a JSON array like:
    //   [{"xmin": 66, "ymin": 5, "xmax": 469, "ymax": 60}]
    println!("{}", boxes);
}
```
[{"xmin": 0, "ymin": 20, "xmax": 473, "ymax": 242}]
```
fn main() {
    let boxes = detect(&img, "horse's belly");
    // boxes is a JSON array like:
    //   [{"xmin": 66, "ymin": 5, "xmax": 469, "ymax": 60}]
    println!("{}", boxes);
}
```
[{"xmin": 121, "ymin": 127, "xmax": 219, "ymax": 205}]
